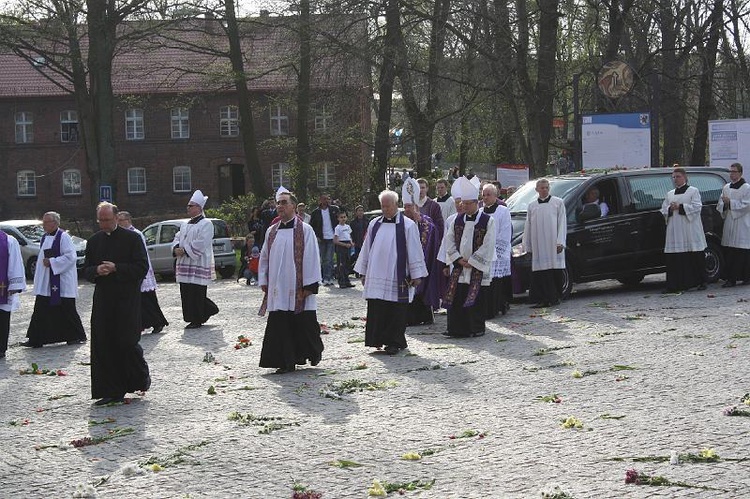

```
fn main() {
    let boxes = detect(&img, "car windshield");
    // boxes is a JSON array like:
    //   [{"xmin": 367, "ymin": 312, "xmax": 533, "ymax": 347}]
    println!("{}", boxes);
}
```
[
  {"xmin": 212, "ymin": 220, "xmax": 229, "ymax": 238},
  {"xmin": 17, "ymin": 223, "xmax": 45, "ymax": 243},
  {"xmin": 506, "ymin": 178, "xmax": 584, "ymax": 214}
]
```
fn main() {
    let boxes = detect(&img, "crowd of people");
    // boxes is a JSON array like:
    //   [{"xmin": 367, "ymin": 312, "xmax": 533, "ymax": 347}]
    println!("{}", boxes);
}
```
[{"xmin": 1, "ymin": 165, "xmax": 748, "ymax": 404}]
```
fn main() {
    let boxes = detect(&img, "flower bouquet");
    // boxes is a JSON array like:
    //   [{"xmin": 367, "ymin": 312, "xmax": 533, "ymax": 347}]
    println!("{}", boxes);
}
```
[
  {"xmin": 234, "ymin": 335, "xmax": 252, "ymax": 349},
  {"xmin": 19, "ymin": 363, "xmax": 66, "ymax": 376}
]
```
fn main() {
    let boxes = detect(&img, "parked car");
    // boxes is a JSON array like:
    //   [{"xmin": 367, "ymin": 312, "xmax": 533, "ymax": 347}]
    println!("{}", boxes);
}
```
[
  {"xmin": 0, "ymin": 219, "xmax": 87, "ymax": 278},
  {"xmin": 508, "ymin": 167, "xmax": 730, "ymax": 298},
  {"xmin": 141, "ymin": 218, "xmax": 236, "ymax": 279}
]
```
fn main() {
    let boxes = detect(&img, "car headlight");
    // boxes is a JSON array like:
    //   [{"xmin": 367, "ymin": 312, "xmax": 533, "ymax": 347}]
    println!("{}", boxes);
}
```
[{"xmin": 511, "ymin": 243, "xmax": 527, "ymax": 258}]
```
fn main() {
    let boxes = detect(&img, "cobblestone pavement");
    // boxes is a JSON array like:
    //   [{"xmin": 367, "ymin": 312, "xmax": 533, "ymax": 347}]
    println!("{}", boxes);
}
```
[{"xmin": 1, "ymin": 274, "xmax": 749, "ymax": 499}]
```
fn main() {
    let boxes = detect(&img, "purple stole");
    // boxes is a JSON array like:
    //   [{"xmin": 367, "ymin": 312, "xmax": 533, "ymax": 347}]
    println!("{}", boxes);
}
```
[
  {"xmin": 442, "ymin": 212, "xmax": 489, "ymax": 308},
  {"xmin": 258, "ymin": 218, "xmax": 306, "ymax": 316},
  {"xmin": 0, "ymin": 232, "xmax": 8, "ymax": 305},
  {"xmin": 371, "ymin": 215, "xmax": 409, "ymax": 303},
  {"xmin": 40, "ymin": 230, "xmax": 63, "ymax": 306}
]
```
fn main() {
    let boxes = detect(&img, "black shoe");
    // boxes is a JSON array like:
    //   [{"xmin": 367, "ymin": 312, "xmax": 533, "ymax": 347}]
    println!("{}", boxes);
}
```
[
  {"xmin": 384, "ymin": 345, "xmax": 400, "ymax": 355},
  {"xmin": 471, "ymin": 331, "xmax": 486, "ymax": 338},
  {"xmin": 441, "ymin": 332, "xmax": 456, "ymax": 338},
  {"xmin": 185, "ymin": 323, "xmax": 202, "ymax": 329},
  {"xmin": 94, "ymin": 396, "xmax": 125, "ymax": 406},
  {"xmin": 722, "ymin": 281, "xmax": 736, "ymax": 288},
  {"xmin": 696, "ymin": 284, "xmax": 707, "ymax": 291},
  {"xmin": 20, "ymin": 341, "xmax": 42, "ymax": 348},
  {"xmin": 67, "ymin": 339, "xmax": 86, "ymax": 345},
  {"xmin": 151, "ymin": 325, "xmax": 164, "ymax": 334}
]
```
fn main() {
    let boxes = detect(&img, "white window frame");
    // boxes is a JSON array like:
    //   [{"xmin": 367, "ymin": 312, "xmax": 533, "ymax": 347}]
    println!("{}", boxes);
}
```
[
  {"xmin": 60, "ymin": 110, "xmax": 79, "ymax": 142},
  {"xmin": 62, "ymin": 169, "xmax": 82, "ymax": 196},
  {"xmin": 125, "ymin": 108, "xmax": 145, "ymax": 140},
  {"xmin": 317, "ymin": 162, "xmax": 336, "ymax": 189},
  {"xmin": 172, "ymin": 166, "xmax": 192, "ymax": 193},
  {"xmin": 314, "ymin": 104, "xmax": 332, "ymax": 132},
  {"xmin": 270, "ymin": 104, "xmax": 289, "ymax": 136},
  {"xmin": 271, "ymin": 163, "xmax": 291, "ymax": 189},
  {"xmin": 15, "ymin": 111, "xmax": 33, "ymax": 143},
  {"xmin": 220, "ymin": 105, "xmax": 239, "ymax": 137},
  {"xmin": 171, "ymin": 107, "xmax": 190, "ymax": 139},
  {"xmin": 17, "ymin": 170, "xmax": 36, "ymax": 197},
  {"xmin": 127, "ymin": 167, "xmax": 147, "ymax": 194}
]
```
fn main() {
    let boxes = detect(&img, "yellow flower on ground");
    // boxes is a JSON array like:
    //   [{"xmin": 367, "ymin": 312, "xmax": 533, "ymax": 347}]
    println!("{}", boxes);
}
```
[
  {"xmin": 401, "ymin": 452, "xmax": 422, "ymax": 460},
  {"xmin": 699, "ymin": 448, "xmax": 716, "ymax": 459},
  {"xmin": 150, "ymin": 464, "xmax": 164, "ymax": 472},
  {"xmin": 561, "ymin": 416, "xmax": 584, "ymax": 429},
  {"xmin": 368, "ymin": 479, "xmax": 387, "ymax": 496},
  {"xmin": 572, "ymin": 369, "xmax": 583, "ymax": 379}
]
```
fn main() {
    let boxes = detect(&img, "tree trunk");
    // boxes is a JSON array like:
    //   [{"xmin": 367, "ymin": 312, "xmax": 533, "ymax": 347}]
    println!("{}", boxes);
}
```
[
  {"xmin": 371, "ymin": 0, "xmax": 399, "ymax": 197},
  {"xmin": 690, "ymin": 0, "xmax": 722, "ymax": 166},
  {"xmin": 225, "ymin": 0, "xmax": 269, "ymax": 200},
  {"xmin": 295, "ymin": 0, "xmax": 312, "ymax": 201}
]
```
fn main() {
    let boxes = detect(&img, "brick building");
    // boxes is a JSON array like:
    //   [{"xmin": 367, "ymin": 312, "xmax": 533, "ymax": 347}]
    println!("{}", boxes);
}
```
[{"xmin": 0, "ymin": 15, "xmax": 371, "ymax": 222}]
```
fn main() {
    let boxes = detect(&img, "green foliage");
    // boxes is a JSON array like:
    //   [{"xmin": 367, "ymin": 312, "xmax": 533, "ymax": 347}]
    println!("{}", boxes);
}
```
[{"xmin": 204, "ymin": 194, "xmax": 258, "ymax": 237}]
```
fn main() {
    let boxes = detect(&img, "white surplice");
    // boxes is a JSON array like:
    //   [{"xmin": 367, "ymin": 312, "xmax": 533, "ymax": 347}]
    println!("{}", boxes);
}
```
[
  {"xmin": 717, "ymin": 182, "xmax": 750, "ymax": 249},
  {"xmin": 435, "ymin": 195, "xmax": 457, "ymax": 224},
  {"xmin": 129, "ymin": 226, "xmax": 158, "ymax": 292},
  {"xmin": 173, "ymin": 217, "xmax": 215, "ymax": 285},
  {"xmin": 259, "ymin": 220, "xmax": 321, "ymax": 312},
  {"xmin": 354, "ymin": 213, "xmax": 428, "ymax": 302},
  {"xmin": 660, "ymin": 186, "xmax": 707, "ymax": 253},
  {"xmin": 1, "ymin": 234, "xmax": 26, "ymax": 312},
  {"xmin": 444, "ymin": 212, "xmax": 496, "ymax": 285},
  {"xmin": 480, "ymin": 203, "xmax": 512, "ymax": 278},
  {"xmin": 522, "ymin": 196, "xmax": 567, "ymax": 270},
  {"xmin": 32, "ymin": 229, "xmax": 79, "ymax": 298}
]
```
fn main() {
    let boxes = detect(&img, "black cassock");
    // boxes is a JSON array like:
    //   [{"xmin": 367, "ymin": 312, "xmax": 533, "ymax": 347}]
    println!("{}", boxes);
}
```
[{"xmin": 83, "ymin": 226, "xmax": 150, "ymax": 399}]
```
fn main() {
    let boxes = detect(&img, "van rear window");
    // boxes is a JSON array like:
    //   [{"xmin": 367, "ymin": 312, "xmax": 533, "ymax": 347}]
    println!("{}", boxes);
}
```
[{"xmin": 212, "ymin": 220, "xmax": 229, "ymax": 238}]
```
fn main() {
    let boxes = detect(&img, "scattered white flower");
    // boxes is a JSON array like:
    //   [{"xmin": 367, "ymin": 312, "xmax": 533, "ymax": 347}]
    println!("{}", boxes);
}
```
[
  {"xmin": 320, "ymin": 388, "xmax": 342, "ymax": 400},
  {"xmin": 72, "ymin": 483, "xmax": 97, "ymax": 498},
  {"xmin": 670, "ymin": 450, "xmax": 679, "ymax": 465},
  {"xmin": 121, "ymin": 463, "xmax": 144, "ymax": 476}
]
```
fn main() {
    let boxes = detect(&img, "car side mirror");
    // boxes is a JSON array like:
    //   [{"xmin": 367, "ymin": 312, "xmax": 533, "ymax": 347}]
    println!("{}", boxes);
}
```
[{"xmin": 578, "ymin": 203, "xmax": 601, "ymax": 222}]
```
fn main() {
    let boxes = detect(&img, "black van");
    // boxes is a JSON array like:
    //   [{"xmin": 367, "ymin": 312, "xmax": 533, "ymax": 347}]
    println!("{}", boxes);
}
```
[{"xmin": 508, "ymin": 167, "xmax": 730, "ymax": 297}]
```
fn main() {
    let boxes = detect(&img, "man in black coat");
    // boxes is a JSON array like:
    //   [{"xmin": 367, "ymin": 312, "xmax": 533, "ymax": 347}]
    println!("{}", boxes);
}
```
[
  {"xmin": 84, "ymin": 202, "xmax": 150, "ymax": 406},
  {"xmin": 309, "ymin": 193, "xmax": 340, "ymax": 286}
]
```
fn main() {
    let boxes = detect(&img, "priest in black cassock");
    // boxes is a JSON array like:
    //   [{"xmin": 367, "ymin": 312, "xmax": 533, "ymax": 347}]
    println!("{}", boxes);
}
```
[
  {"xmin": 83, "ymin": 202, "xmax": 150, "ymax": 405},
  {"xmin": 258, "ymin": 188, "xmax": 324, "ymax": 374}
]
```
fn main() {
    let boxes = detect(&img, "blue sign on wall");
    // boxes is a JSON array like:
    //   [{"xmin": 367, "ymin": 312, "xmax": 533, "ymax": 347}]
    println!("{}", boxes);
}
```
[{"xmin": 99, "ymin": 185, "xmax": 112, "ymax": 202}]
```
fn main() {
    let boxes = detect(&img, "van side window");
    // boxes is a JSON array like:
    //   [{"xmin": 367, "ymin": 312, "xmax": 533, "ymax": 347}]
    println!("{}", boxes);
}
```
[
  {"xmin": 628, "ymin": 176, "xmax": 671, "ymax": 211},
  {"xmin": 688, "ymin": 173, "xmax": 725, "ymax": 203},
  {"xmin": 143, "ymin": 226, "xmax": 158, "ymax": 245},
  {"xmin": 159, "ymin": 224, "xmax": 180, "ymax": 244}
]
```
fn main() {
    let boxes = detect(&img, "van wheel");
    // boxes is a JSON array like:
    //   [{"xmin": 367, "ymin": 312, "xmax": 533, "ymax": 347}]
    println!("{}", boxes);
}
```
[
  {"xmin": 617, "ymin": 273, "xmax": 644, "ymax": 287},
  {"xmin": 704, "ymin": 241, "xmax": 723, "ymax": 283},
  {"xmin": 561, "ymin": 265, "xmax": 573, "ymax": 300},
  {"xmin": 218, "ymin": 266, "xmax": 236, "ymax": 279}
]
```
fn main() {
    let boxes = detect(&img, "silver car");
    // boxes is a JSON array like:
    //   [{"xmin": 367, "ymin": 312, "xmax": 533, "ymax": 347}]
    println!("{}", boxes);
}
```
[
  {"xmin": 0, "ymin": 219, "xmax": 87, "ymax": 278},
  {"xmin": 141, "ymin": 218, "xmax": 236, "ymax": 279}
]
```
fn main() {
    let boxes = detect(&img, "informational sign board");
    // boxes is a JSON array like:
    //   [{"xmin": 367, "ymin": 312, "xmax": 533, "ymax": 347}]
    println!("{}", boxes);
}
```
[
  {"xmin": 99, "ymin": 185, "xmax": 112, "ymax": 202},
  {"xmin": 582, "ymin": 113, "xmax": 651, "ymax": 170},
  {"xmin": 496, "ymin": 164, "xmax": 529, "ymax": 188},
  {"xmin": 708, "ymin": 119, "xmax": 750, "ymax": 167}
]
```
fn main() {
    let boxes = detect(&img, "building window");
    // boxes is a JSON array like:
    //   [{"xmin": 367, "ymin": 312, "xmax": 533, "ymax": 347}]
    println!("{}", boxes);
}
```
[
  {"xmin": 17, "ymin": 170, "xmax": 36, "ymax": 197},
  {"xmin": 317, "ymin": 162, "xmax": 336, "ymax": 188},
  {"xmin": 270, "ymin": 104, "xmax": 289, "ymax": 136},
  {"xmin": 220, "ymin": 106, "xmax": 239, "ymax": 137},
  {"xmin": 127, "ymin": 167, "xmax": 147, "ymax": 194},
  {"xmin": 60, "ymin": 110, "xmax": 79, "ymax": 142},
  {"xmin": 173, "ymin": 166, "xmax": 192, "ymax": 192},
  {"xmin": 314, "ymin": 105, "xmax": 332, "ymax": 132},
  {"xmin": 15, "ymin": 112, "xmax": 33, "ymax": 143},
  {"xmin": 171, "ymin": 108, "xmax": 190, "ymax": 139},
  {"xmin": 125, "ymin": 108, "xmax": 144, "ymax": 140},
  {"xmin": 271, "ymin": 163, "xmax": 290, "ymax": 189},
  {"xmin": 62, "ymin": 169, "xmax": 82, "ymax": 196}
]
